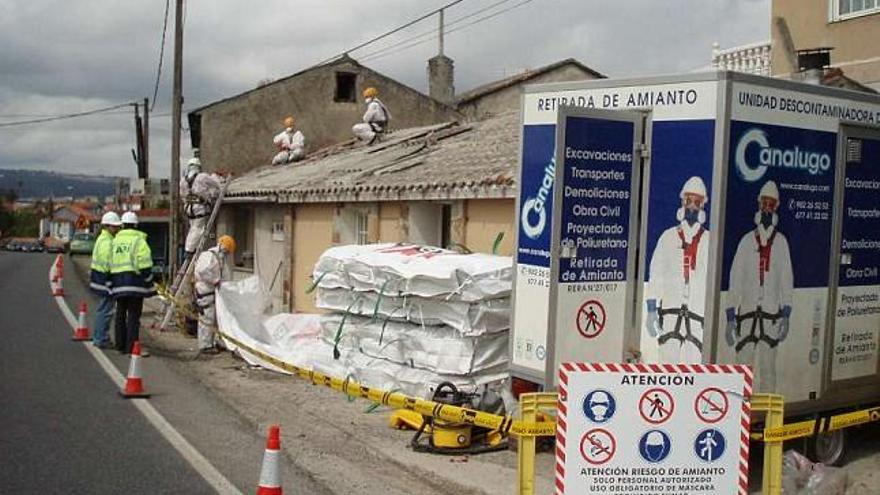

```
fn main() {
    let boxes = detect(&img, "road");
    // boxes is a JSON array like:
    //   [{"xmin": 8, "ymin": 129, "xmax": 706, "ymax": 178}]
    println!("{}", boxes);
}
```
[{"xmin": 0, "ymin": 251, "xmax": 329, "ymax": 494}]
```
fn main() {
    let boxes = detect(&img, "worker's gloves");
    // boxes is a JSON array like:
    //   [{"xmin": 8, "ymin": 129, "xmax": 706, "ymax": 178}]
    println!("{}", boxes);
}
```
[
  {"xmin": 645, "ymin": 299, "xmax": 661, "ymax": 338},
  {"xmin": 777, "ymin": 305, "xmax": 792, "ymax": 342},
  {"xmin": 725, "ymin": 307, "xmax": 737, "ymax": 347}
]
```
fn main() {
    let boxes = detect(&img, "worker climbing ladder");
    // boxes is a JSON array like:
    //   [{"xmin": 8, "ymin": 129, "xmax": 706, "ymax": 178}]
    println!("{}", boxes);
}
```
[{"xmin": 159, "ymin": 179, "xmax": 229, "ymax": 331}]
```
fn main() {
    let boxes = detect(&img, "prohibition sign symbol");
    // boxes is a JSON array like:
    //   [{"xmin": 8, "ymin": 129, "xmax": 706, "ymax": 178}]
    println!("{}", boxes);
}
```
[
  {"xmin": 576, "ymin": 299, "xmax": 606, "ymax": 339},
  {"xmin": 694, "ymin": 387, "xmax": 729, "ymax": 424},
  {"xmin": 579, "ymin": 428, "xmax": 616, "ymax": 465},
  {"xmin": 639, "ymin": 388, "xmax": 675, "ymax": 424}
]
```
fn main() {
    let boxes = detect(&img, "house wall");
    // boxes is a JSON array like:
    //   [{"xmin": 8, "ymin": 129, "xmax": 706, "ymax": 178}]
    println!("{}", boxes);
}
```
[
  {"xmin": 253, "ymin": 204, "xmax": 287, "ymax": 309},
  {"xmin": 378, "ymin": 202, "xmax": 405, "ymax": 242},
  {"xmin": 771, "ymin": 0, "xmax": 880, "ymax": 88},
  {"xmin": 292, "ymin": 203, "xmax": 335, "ymax": 313},
  {"xmin": 458, "ymin": 66, "xmax": 601, "ymax": 120},
  {"xmin": 195, "ymin": 59, "xmax": 460, "ymax": 175},
  {"xmin": 463, "ymin": 198, "xmax": 515, "ymax": 256}
]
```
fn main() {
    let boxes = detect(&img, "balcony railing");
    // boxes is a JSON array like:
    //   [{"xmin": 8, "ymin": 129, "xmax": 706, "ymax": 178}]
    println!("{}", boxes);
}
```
[{"xmin": 712, "ymin": 41, "xmax": 772, "ymax": 76}]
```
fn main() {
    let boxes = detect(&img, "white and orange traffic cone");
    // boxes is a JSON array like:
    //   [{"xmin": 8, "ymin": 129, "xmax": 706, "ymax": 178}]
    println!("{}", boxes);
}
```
[
  {"xmin": 72, "ymin": 301, "xmax": 91, "ymax": 341},
  {"xmin": 119, "ymin": 341, "xmax": 151, "ymax": 398},
  {"xmin": 256, "ymin": 425, "xmax": 283, "ymax": 495},
  {"xmin": 52, "ymin": 259, "xmax": 64, "ymax": 297}
]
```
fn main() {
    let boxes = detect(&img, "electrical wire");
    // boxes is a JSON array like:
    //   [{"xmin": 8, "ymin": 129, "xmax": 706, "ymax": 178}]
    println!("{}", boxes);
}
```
[
  {"xmin": 151, "ymin": 0, "xmax": 171, "ymax": 111},
  {"xmin": 0, "ymin": 103, "xmax": 135, "ymax": 128}
]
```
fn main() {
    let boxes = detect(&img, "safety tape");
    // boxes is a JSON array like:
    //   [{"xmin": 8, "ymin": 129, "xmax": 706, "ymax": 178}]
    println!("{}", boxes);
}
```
[
  {"xmin": 217, "ymin": 331, "xmax": 557, "ymax": 437},
  {"xmin": 754, "ymin": 406, "xmax": 880, "ymax": 442}
]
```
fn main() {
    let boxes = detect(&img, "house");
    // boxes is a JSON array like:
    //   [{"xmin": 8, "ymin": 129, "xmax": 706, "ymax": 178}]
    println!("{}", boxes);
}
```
[
  {"xmin": 188, "ymin": 55, "xmax": 461, "ymax": 176},
  {"xmin": 713, "ymin": 0, "xmax": 879, "ymax": 91},
  {"xmin": 217, "ymin": 113, "xmax": 519, "ymax": 312},
  {"xmin": 41, "ymin": 203, "xmax": 100, "ymax": 242}
]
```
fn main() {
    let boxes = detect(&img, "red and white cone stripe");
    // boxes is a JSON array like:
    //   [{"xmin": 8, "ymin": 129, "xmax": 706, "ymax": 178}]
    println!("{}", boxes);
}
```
[
  {"xmin": 52, "ymin": 256, "xmax": 64, "ymax": 297},
  {"xmin": 257, "ymin": 425, "xmax": 283, "ymax": 495},
  {"xmin": 120, "ymin": 341, "xmax": 150, "ymax": 398},
  {"xmin": 72, "ymin": 301, "xmax": 90, "ymax": 341}
]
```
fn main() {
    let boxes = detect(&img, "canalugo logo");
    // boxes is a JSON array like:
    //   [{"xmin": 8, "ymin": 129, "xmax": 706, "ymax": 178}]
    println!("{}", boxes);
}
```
[
  {"xmin": 521, "ymin": 158, "xmax": 556, "ymax": 240},
  {"xmin": 735, "ymin": 128, "xmax": 831, "ymax": 182}
]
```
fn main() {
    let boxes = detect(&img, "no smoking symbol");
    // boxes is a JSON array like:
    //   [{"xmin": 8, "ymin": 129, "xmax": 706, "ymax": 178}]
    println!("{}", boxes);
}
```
[
  {"xmin": 695, "ymin": 387, "xmax": 729, "ymax": 424},
  {"xmin": 639, "ymin": 388, "xmax": 675, "ymax": 424},
  {"xmin": 577, "ymin": 300, "xmax": 606, "ymax": 339},
  {"xmin": 579, "ymin": 428, "xmax": 616, "ymax": 465}
]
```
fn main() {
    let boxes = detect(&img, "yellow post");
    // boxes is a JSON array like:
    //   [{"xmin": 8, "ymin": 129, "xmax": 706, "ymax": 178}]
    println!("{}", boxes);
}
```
[
  {"xmin": 752, "ymin": 393, "xmax": 785, "ymax": 495},
  {"xmin": 518, "ymin": 392, "xmax": 558, "ymax": 495}
]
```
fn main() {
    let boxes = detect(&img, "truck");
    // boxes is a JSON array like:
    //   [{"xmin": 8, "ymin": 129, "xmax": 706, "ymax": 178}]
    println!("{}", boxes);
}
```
[{"xmin": 510, "ymin": 70, "xmax": 880, "ymax": 464}]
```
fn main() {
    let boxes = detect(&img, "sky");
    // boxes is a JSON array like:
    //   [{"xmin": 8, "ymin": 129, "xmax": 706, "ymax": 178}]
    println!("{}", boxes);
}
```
[{"xmin": 0, "ymin": 0, "xmax": 770, "ymax": 179}]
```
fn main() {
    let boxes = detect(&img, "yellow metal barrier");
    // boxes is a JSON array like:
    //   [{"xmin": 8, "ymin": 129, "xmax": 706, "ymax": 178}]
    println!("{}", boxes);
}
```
[
  {"xmin": 751, "ymin": 393, "xmax": 785, "ymax": 495},
  {"xmin": 517, "ymin": 392, "xmax": 558, "ymax": 495}
]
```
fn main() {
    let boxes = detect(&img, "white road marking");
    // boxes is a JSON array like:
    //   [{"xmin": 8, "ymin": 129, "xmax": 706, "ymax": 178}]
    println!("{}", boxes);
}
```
[{"xmin": 49, "ymin": 270, "xmax": 243, "ymax": 495}]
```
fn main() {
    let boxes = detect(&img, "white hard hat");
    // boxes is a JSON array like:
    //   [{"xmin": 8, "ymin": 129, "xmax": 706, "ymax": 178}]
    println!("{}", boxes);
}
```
[
  {"xmin": 101, "ymin": 211, "xmax": 122, "ymax": 226},
  {"xmin": 121, "ymin": 211, "xmax": 139, "ymax": 225},
  {"xmin": 646, "ymin": 431, "xmax": 665, "ymax": 446},
  {"xmin": 758, "ymin": 180, "xmax": 779, "ymax": 202},
  {"xmin": 680, "ymin": 176, "xmax": 708, "ymax": 202}
]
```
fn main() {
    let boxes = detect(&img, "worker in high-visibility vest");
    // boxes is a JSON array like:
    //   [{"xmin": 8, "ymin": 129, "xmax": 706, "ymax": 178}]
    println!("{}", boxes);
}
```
[
  {"xmin": 192, "ymin": 235, "xmax": 235, "ymax": 354},
  {"xmin": 89, "ymin": 211, "xmax": 122, "ymax": 349},
  {"xmin": 110, "ymin": 211, "xmax": 156, "ymax": 354}
]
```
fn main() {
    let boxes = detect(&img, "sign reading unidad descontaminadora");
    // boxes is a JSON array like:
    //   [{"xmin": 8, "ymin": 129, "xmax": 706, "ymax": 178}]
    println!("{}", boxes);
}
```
[{"xmin": 556, "ymin": 363, "xmax": 752, "ymax": 495}]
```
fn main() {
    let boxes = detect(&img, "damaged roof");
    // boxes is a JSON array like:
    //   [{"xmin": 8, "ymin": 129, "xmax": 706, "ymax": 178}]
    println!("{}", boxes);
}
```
[{"xmin": 226, "ymin": 112, "xmax": 519, "ymax": 203}]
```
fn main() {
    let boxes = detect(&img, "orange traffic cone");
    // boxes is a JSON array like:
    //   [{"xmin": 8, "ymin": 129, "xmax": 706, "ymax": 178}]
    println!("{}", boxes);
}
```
[
  {"xmin": 119, "ymin": 341, "xmax": 151, "ymax": 398},
  {"xmin": 256, "ymin": 425, "xmax": 283, "ymax": 495},
  {"xmin": 52, "ymin": 271, "xmax": 64, "ymax": 296},
  {"xmin": 72, "ymin": 301, "xmax": 91, "ymax": 341}
]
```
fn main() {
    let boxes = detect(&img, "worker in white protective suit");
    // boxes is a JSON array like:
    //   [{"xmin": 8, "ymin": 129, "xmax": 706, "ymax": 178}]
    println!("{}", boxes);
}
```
[
  {"xmin": 193, "ymin": 235, "xmax": 235, "ymax": 354},
  {"xmin": 179, "ymin": 157, "xmax": 224, "ymax": 256},
  {"xmin": 352, "ymin": 87, "xmax": 390, "ymax": 145},
  {"xmin": 644, "ymin": 176, "xmax": 711, "ymax": 363},
  {"xmin": 725, "ymin": 180, "xmax": 793, "ymax": 392},
  {"xmin": 272, "ymin": 116, "xmax": 305, "ymax": 165}
]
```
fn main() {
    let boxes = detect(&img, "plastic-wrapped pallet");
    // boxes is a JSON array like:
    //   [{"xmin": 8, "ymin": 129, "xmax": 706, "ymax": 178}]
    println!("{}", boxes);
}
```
[
  {"xmin": 319, "ymin": 314, "xmax": 509, "ymax": 375},
  {"xmin": 315, "ymin": 286, "xmax": 509, "ymax": 336},
  {"xmin": 313, "ymin": 243, "xmax": 512, "ymax": 302}
]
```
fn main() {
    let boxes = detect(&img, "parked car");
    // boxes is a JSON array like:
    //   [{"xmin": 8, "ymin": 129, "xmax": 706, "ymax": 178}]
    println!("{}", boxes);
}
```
[
  {"xmin": 68, "ymin": 232, "xmax": 96, "ymax": 256},
  {"xmin": 44, "ymin": 237, "xmax": 68, "ymax": 254},
  {"xmin": 19, "ymin": 238, "xmax": 44, "ymax": 253},
  {"xmin": 3, "ymin": 239, "xmax": 20, "ymax": 251}
]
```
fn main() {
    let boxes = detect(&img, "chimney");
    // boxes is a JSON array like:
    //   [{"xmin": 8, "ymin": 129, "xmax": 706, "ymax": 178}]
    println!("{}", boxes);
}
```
[
  {"xmin": 797, "ymin": 47, "xmax": 833, "ymax": 85},
  {"xmin": 427, "ymin": 9, "xmax": 455, "ymax": 105}
]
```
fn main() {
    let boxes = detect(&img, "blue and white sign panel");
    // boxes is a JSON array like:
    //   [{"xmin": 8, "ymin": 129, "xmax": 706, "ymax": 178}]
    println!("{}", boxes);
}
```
[{"xmin": 548, "ymin": 110, "xmax": 640, "ymax": 376}]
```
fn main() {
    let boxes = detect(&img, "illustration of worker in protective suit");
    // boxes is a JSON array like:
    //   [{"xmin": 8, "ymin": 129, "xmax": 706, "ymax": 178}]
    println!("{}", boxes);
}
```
[
  {"xmin": 644, "ymin": 176, "xmax": 710, "ymax": 363},
  {"xmin": 725, "ymin": 180, "xmax": 793, "ymax": 392},
  {"xmin": 272, "ymin": 116, "xmax": 306, "ymax": 165},
  {"xmin": 179, "ymin": 156, "xmax": 224, "ymax": 257},
  {"xmin": 352, "ymin": 87, "xmax": 390, "ymax": 145},
  {"xmin": 193, "ymin": 235, "xmax": 235, "ymax": 354}
]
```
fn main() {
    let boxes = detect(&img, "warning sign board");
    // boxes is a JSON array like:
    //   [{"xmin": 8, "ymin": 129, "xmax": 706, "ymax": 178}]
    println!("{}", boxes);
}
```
[
  {"xmin": 556, "ymin": 363, "xmax": 752, "ymax": 495},
  {"xmin": 577, "ymin": 300, "xmax": 606, "ymax": 339}
]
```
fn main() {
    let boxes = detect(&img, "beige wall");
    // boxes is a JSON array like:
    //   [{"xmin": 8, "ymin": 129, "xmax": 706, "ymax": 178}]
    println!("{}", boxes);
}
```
[
  {"xmin": 253, "ymin": 204, "xmax": 287, "ymax": 309},
  {"xmin": 378, "ymin": 202, "xmax": 405, "ymax": 243},
  {"xmin": 772, "ymin": 0, "xmax": 880, "ymax": 86},
  {"xmin": 463, "ymin": 198, "xmax": 515, "ymax": 256},
  {"xmin": 292, "ymin": 203, "xmax": 335, "ymax": 313}
]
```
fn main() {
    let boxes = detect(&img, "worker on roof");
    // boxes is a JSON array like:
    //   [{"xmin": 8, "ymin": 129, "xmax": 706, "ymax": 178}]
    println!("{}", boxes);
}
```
[
  {"xmin": 644, "ymin": 176, "xmax": 711, "ymax": 364},
  {"xmin": 192, "ymin": 235, "xmax": 235, "ymax": 355},
  {"xmin": 352, "ymin": 86, "xmax": 390, "ymax": 145},
  {"xmin": 725, "ymin": 180, "xmax": 793, "ymax": 392},
  {"xmin": 272, "ymin": 116, "xmax": 306, "ymax": 165},
  {"xmin": 179, "ymin": 156, "xmax": 224, "ymax": 258}
]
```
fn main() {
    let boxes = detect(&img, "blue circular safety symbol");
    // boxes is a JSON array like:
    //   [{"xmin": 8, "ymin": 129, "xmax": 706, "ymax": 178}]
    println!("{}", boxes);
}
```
[
  {"xmin": 582, "ymin": 389, "xmax": 616, "ymax": 424},
  {"xmin": 638, "ymin": 429, "xmax": 672, "ymax": 463},
  {"xmin": 694, "ymin": 428, "xmax": 726, "ymax": 462}
]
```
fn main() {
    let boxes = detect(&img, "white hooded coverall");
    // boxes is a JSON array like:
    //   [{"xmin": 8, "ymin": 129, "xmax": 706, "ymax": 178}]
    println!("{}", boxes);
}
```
[
  {"xmin": 727, "ymin": 224, "xmax": 793, "ymax": 392},
  {"xmin": 179, "ymin": 172, "xmax": 224, "ymax": 253},
  {"xmin": 193, "ymin": 246, "xmax": 232, "ymax": 350},
  {"xmin": 272, "ymin": 128, "xmax": 305, "ymax": 165},
  {"xmin": 352, "ymin": 98, "xmax": 390, "ymax": 142},
  {"xmin": 644, "ymin": 221, "xmax": 710, "ymax": 363}
]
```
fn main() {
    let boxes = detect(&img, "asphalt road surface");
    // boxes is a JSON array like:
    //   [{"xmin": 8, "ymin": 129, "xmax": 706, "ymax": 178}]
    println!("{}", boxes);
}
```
[{"xmin": 0, "ymin": 251, "xmax": 328, "ymax": 494}]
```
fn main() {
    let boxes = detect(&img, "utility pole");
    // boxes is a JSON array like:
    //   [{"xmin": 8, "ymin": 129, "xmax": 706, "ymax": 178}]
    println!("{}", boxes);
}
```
[
  {"xmin": 143, "ymin": 97, "xmax": 150, "ymax": 179},
  {"xmin": 170, "ymin": 0, "xmax": 184, "ymax": 272}
]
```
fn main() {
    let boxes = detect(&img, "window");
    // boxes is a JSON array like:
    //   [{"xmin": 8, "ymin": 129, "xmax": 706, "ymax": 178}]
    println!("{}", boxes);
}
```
[
  {"xmin": 232, "ymin": 207, "xmax": 255, "ymax": 269},
  {"xmin": 832, "ymin": 0, "xmax": 879, "ymax": 20},
  {"xmin": 337, "ymin": 205, "xmax": 373, "ymax": 245},
  {"xmin": 334, "ymin": 72, "xmax": 357, "ymax": 103},
  {"xmin": 355, "ymin": 210, "xmax": 369, "ymax": 245}
]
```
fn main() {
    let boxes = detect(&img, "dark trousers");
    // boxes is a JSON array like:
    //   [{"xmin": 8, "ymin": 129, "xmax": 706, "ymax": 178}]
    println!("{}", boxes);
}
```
[{"xmin": 115, "ymin": 297, "xmax": 144, "ymax": 353}]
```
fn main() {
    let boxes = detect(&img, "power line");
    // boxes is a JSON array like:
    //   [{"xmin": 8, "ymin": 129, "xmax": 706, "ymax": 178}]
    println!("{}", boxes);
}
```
[
  {"xmin": 151, "ymin": 0, "xmax": 171, "ymax": 111},
  {"xmin": 0, "ymin": 103, "xmax": 134, "ymax": 128}
]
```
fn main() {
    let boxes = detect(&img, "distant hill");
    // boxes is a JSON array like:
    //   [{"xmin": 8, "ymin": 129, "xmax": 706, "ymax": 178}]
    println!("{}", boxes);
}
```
[{"xmin": 0, "ymin": 169, "xmax": 120, "ymax": 199}]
